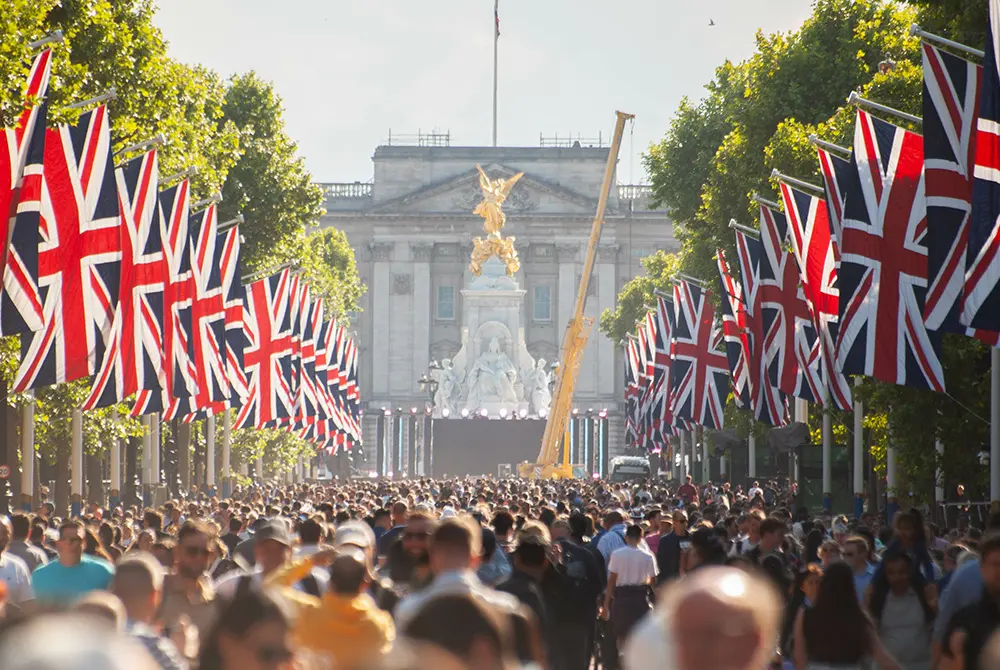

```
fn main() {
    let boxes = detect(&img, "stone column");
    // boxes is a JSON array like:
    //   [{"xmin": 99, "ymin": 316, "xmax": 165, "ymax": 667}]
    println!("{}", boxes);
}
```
[
  {"xmin": 556, "ymin": 244, "xmax": 579, "ymax": 338},
  {"xmin": 411, "ymin": 243, "xmax": 433, "ymax": 397},
  {"xmin": 597, "ymin": 244, "xmax": 618, "ymax": 399},
  {"xmin": 370, "ymin": 242, "xmax": 393, "ymax": 396}
]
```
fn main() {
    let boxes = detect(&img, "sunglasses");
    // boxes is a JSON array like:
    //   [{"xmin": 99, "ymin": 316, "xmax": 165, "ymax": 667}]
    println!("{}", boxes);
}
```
[
  {"xmin": 255, "ymin": 644, "xmax": 293, "ymax": 664},
  {"xmin": 183, "ymin": 545, "xmax": 212, "ymax": 557}
]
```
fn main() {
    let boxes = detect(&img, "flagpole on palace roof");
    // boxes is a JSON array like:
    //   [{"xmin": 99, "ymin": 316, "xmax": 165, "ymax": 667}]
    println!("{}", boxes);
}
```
[{"xmin": 492, "ymin": 0, "xmax": 499, "ymax": 147}]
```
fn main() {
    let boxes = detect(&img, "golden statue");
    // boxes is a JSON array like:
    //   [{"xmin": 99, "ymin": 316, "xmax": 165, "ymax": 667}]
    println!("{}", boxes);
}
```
[{"xmin": 470, "ymin": 165, "xmax": 524, "ymax": 277}]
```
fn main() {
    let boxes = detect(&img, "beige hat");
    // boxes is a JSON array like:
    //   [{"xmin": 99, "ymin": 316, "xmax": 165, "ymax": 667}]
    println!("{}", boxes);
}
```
[{"xmin": 334, "ymin": 521, "xmax": 376, "ymax": 550}]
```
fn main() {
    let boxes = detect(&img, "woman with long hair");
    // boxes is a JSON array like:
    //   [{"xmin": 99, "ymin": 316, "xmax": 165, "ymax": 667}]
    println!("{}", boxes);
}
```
[
  {"xmin": 793, "ymin": 562, "xmax": 901, "ymax": 670},
  {"xmin": 782, "ymin": 565, "xmax": 823, "ymax": 657},
  {"xmin": 803, "ymin": 529, "xmax": 824, "ymax": 566},
  {"xmin": 199, "ymin": 590, "xmax": 294, "ymax": 670},
  {"xmin": 84, "ymin": 527, "xmax": 113, "ymax": 563},
  {"xmin": 867, "ymin": 550, "xmax": 935, "ymax": 670},
  {"xmin": 882, "ymin": 509, "xmax": 937, "ymax": 582}
]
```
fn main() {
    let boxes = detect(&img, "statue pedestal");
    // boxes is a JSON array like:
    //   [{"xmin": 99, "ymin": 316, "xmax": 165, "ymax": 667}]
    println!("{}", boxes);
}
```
[{"xmin": 433, "ymin": 257, "xmax": 539, "ymax": 418}]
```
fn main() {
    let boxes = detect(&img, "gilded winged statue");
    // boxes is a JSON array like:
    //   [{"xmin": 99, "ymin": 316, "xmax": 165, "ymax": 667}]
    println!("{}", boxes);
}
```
[{"xmin": 473, "ymin": 165, "xmax": 524, "ymax": 238}]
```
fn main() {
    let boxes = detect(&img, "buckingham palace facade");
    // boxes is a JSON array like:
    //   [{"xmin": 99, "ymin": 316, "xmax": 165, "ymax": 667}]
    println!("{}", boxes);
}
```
[{"xmin": 316, "ymin": 138, "xmax": 676, "ymax": 468}]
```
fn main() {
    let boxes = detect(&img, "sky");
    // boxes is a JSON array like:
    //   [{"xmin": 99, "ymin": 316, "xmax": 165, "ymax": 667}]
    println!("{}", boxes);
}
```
[{"xmin": 153, "ymin": 0, "xmax": 815, "ymax": 184}]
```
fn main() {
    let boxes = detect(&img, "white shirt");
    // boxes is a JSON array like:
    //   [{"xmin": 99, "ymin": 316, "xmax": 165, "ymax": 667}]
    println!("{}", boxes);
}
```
[
  {"xmin": 749, "ymin": 486, "xmax": 763, "ymax": 500},
  {"xmin": 0, "ymin": 552, "xmax": 33, "ymax": 603},
  {"xmin": 608, "ymin": 545, "xmax": 658, "ymax": 586}
]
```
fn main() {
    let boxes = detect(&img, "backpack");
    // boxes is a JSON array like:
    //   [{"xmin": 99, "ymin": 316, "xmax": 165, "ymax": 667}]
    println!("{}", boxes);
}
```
[{"xmin": 558, "ymin": 540, "xmax": 601, "ymax": 614}]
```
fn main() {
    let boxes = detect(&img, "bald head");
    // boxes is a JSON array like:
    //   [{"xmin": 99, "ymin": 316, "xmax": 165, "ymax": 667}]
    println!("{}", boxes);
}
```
[{"xmin": 626, "ymin": 566, "xmax": 781, "ymax": 670}]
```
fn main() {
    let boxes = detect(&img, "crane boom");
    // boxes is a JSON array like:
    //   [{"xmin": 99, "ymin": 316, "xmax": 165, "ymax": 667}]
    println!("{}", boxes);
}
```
[{"xmin": 519, "ymin": 111, "xmax": 634, "ymax": 479}]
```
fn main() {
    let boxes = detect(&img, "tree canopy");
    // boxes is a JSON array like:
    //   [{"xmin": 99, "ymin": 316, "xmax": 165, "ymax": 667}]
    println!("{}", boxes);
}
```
[
  {"xmin": 603, "ymin": 0, "xmax": 993, "ymax": 501},
  {"xmin": 0, "ymin": 0, "xmax": 363, "ymax": 482}
]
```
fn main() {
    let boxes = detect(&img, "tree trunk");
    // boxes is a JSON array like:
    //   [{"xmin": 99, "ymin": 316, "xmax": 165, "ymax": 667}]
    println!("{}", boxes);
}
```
[
  {"xmin": 54, "ymin": 440, "xmax": 69, "ymax": 517},
  {"xmin": 86, "ymin": 452, "xmax": 104, "ymax": 508},
  {"xmin": 124, "ymin": 435, "xmax": 140, "ymax": 508},
  {"xmin": 178, "ymin": 422, "xmax": 191, "ymax": 496},
  {"xmin": 7, "ymin": 404, "xmax": 19, "ymax": 502}
]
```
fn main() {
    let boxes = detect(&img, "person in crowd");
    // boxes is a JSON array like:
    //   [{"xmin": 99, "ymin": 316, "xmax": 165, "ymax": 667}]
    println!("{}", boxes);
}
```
[
  {"xmin": 7, "ymin": 513, "xmax": 47, "ymax": 571},
  {"xmin": 72, "ymin": 590, "xmax": 127, "ymax": 630},
  {"xmin": 401, "ymin": 593, "xmax": 520, "ymax": 669},
  {"xmin": 111, "ymin": 553, "xmax": 189, "ymax": 670},
  {"xmin": 677, "ymin": 474, "xmax": 699, "ymax": 505},
  {"xmin": 159, "ymin": 520, "xmax": 220, "ymax": 646},
  {"xmin": 378, "ymin": 501, "xmax": 410, "ymax": 558},
  {"xmin": 731, "ymin": 509, "xmax": 765, "ymax": 556},
  {"xmin": 32, "ymin": 519, "xmax": 114, "ymax": 605},
  {"xmin": 383, "ymin": 511, "xmax": 436, "ymax": 592},
  {"xmin": 843, "ymin": 534, "xmax": 876, "ymax": 601},
  {"xmin": 749, "ymin": 517, "xmax": 791, "ymax": 596},
  {"xmin": 0, "ymin": 516, "xmax": 33, "ymax": 608},
  {"xmin": 394, "ymin": 516, "xmax": 521, "ymax": 630},
  {"xmin": 625, "ymin": 565, "xmax": 782, "ymax": 670},
  {"xmin": 595, "ymin": 509, "xmax": 630, "ymax": 565},
  {"xmin": 496, "ymin": 531, "xmax": 552, "ymax": 658},
  {"xmin": 215, "ymin": 519, "xmax": 327, "ymax": 601},
  {"xmin": 819, "ymin": 538, "xmax": 843, "ymax": 568},
  {"xmin": 198, "ymin": 590, "xmax": 294, "ymax": 670},
  {"xmin": 219, "ymin": 517, "xmax": 242, "ymax": 558},
  {"xmin": 943, "ymin": 532, "xmax": 1000, "ymax": 670},
  {"xmin": 868, "ymin": 549, "xmax": 935, "ymax": 670},
  {"xmin": 602, "ymin": 523, "xmax": 656, "ymax": 656},
  {"xmin": 550, "ymin": 516, "xmax": 603, "ymax": 670},
  {"xmin": 285, "ymin": 547, "xmax": 395, "ymax": 667},
  {"xmin": 656, "ymin": 509, "xmax": 691, "ymax": 581},
  {"xmin": 794, "ymin": 561, "xmax": 902, "ymax": 670}
]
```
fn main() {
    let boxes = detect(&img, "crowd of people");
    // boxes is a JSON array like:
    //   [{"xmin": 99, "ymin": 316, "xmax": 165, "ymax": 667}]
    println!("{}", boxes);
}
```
[{"xmin": 0, "ymin": 472, "xmax": 997, "ymax": 670}]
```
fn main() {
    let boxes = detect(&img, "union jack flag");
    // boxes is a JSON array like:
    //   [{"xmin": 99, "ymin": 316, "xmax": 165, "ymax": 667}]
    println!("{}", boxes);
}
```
[
  {"xmin": 668, "ymin": 280, "xmax": 728, "ymax": 430},
  {"xmin": 171, "ymin": 205, "xmax": 230, "ymax": 421},
  {"xmin": 637, "ymin": 315, "xmax": 657, "ymax": 447},
  {"xmin": 295, "ymin": 297, "xmax": 323, "ymax": 439},
  {"xmin": 757, "ymin": 203, "xmax": 823, "ymax": 404},
  {"xmin": 0, "ymin": 49, "xmax": 51, "ymax": 335},
  {"xmin": 624, "ymin": 336, "xmax": 640, "ymax": 446},
  {"xmin": 15, "ymin": 106, "xmax": 121, "ymax": 391},
  {"xmin": 85, "ymin": 150, "xmax": 162, "ymax": 409},
  {"xmin": 921, "ymin": 42, "xmax": 985, "ymax": 334},
  {"xmin": 650, "ymin": 294, "xmax": 675, "ymax": 439},
  {"xmin": 341, "ymin": 332, "xmax": 362, "ymax": 442},
  {"xmin": 963, "ymin": 0, "xmax": 1000, "ymax": 331},
  {"xmin": 768, "ymin": 189, "xmax": 851, "ymax": 410},
  {"xmin": 716, "ymin": 247, "xmax": 751, "ymax": 408},
  {"xmin": 837, "ymin": 110, "xmax": 945, "ymax": 391},
  {"xmin": 222, "ymin": 228, "xmax": 247, "ymax": 408},
  {"xmin": 132, "ymin": 180, "xmax": 192, "ymax": 416},
  {"xmin": 817, "ymin": 148, "xmax": 851, "ymax": 257},
  {"xmin": 733, "ymin": 225, "xmax": 788, "ymax": 426},
  {"xmin": 235, "ymin": 269, "xmax": 296, "ymax": 429}
]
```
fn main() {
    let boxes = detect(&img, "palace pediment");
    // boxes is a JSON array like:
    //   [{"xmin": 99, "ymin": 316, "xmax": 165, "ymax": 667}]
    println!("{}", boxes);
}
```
[{"xmin": 369, "ymin": 164, "xmax": 600, "ymax": 216}]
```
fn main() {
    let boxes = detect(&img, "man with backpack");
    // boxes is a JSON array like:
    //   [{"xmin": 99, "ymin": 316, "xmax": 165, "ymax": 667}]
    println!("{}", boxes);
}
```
[{"xmin": 552, "ymin": 517, "xmax": 604, "ymax": 670}]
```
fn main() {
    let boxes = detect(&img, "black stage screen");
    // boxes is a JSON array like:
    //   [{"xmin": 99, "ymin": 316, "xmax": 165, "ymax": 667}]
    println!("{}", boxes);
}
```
[{"xmin": 431, "ymin": 419, "xmax": 546, "ymax": 477}]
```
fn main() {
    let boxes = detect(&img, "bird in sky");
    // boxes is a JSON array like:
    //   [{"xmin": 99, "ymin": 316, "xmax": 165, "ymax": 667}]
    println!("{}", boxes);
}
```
[{"xmin": 709, "ymin": 18, "xmax": 716, "ymax": 26}]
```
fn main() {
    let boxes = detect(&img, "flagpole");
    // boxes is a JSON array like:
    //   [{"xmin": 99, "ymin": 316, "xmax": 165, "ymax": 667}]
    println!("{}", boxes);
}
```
[
  {"xmin": 992, "ymin": 348, "xmax": 1000, "ymax": 501},
  {"xmin": 853, "ymin": 377, "xmax": 865, "ymax": 517},
  {"xmin": 492, "ymin": 0, "xmax": 499, "ymax": 147}
]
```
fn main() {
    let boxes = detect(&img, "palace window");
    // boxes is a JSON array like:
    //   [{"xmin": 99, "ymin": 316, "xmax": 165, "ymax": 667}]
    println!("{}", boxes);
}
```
[
  {"xmin": 533, "ymin": 285, "xmax": 552, "ymax": 322},
  {"xmin": 437, "ymin": 285, "xmax": 455, "ymax": 320}
]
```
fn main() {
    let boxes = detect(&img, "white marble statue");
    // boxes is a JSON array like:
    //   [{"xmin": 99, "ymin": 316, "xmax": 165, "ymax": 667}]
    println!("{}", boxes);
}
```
[
  {"xmin": 465, "ymin": 336, "xmax": 519, "ymax": 409},
  {"xmin": 524, "ymin": 358, "xmax": 553, "ymax": 415},
  {"xmin": 433, "ymin": 358, "xmax": 463, "ymax": 415}
]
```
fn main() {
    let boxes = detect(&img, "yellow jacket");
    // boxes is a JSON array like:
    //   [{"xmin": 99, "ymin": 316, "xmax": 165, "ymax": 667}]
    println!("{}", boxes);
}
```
[{"xmin": 266, "ymin": 557, "xmax": 395, "ymax": 667}]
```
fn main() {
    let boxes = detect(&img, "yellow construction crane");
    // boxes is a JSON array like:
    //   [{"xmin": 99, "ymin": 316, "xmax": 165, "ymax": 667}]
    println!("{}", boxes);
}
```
[{"xmin": 519, "ymin": 111, "xmax": 634, "ymax": 479}]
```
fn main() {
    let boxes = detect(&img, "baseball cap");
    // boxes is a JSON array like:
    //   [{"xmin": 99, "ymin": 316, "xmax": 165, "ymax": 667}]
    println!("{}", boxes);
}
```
[
  {"xmin": 255, "ymin": 519, "xmax": 292, "ymax": 547},
  {"xmin": 334, "ymin": 521, "xmax": 375, "ymax": 551}
]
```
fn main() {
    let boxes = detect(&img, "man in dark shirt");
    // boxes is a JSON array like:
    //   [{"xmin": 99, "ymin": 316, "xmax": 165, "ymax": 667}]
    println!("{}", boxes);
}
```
[
  {"xmin": 656, "ymin": 510, "xmax": 690, "ymax": 582},
  {"xmin": 376, "ymin": 501, "xmax": 409, "ymax": 558},
  {"xmin": 946, "ymin": 533, "xmax": 1000, "ymax": 670},
  {"xmin": 497, "ymin": 533, "xmax": 552, "ymax": 663},
  {"xmin": 220, "ymin": 517, "xmax": 242, "ymax": 558}
]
